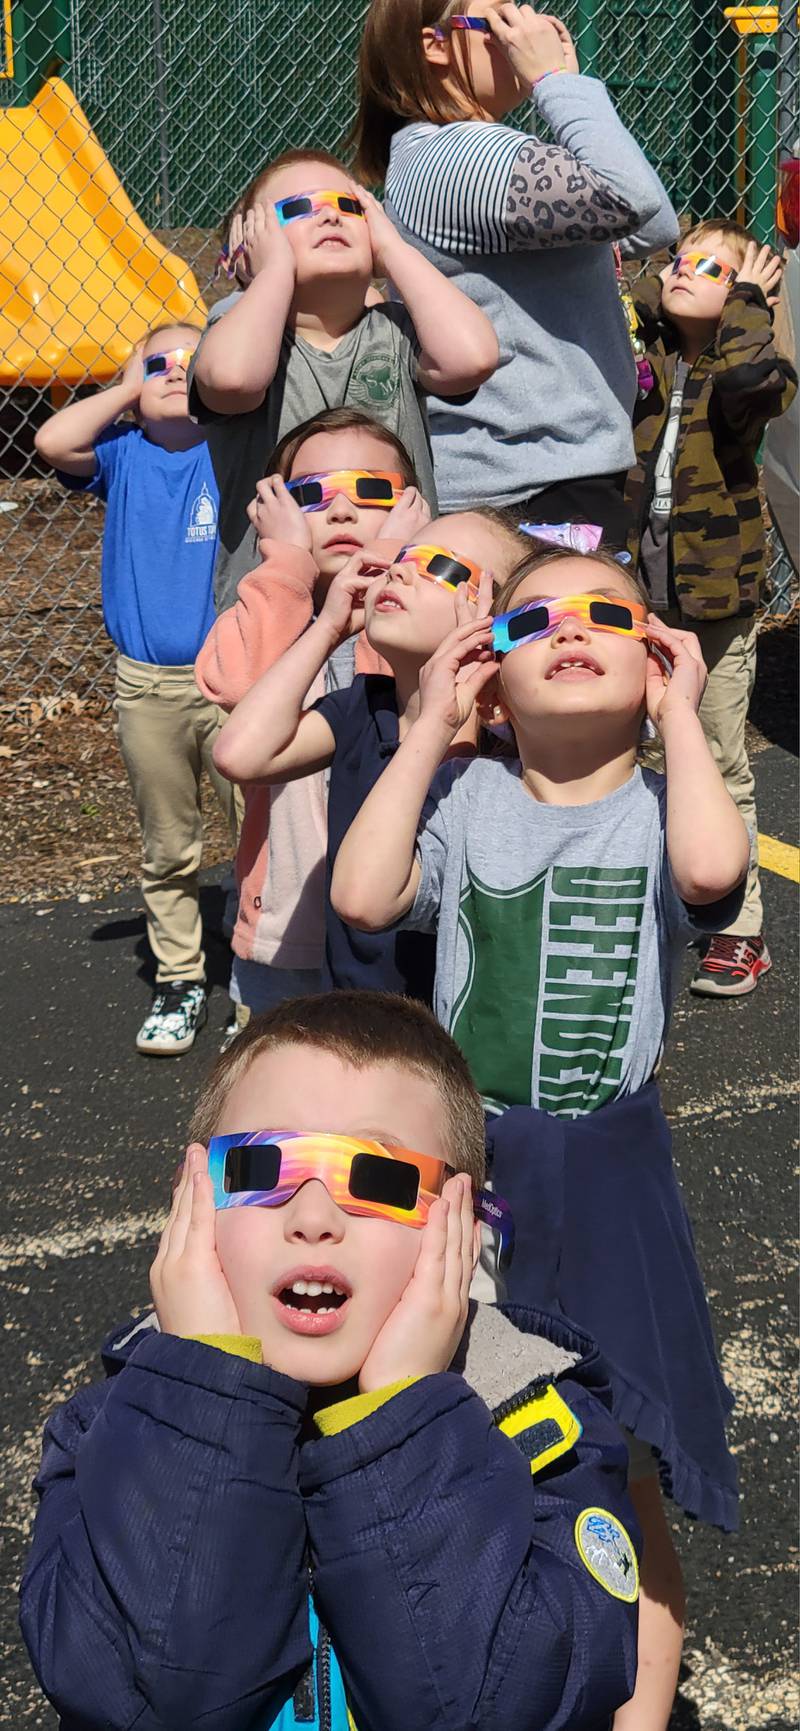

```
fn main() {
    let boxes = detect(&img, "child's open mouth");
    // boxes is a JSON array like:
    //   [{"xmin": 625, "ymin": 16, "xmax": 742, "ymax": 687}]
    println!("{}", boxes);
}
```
[
  {"xmin": 272, "ymin": 1271, "xmax": 352, "ymax": 1335},
  {"xmin": 546, "ymin": 654, "xmax": 603, "ymax": 680}
]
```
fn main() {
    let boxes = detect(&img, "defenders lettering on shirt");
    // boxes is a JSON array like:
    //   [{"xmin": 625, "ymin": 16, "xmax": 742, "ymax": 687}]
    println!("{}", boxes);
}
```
[
  {"xmin": 451, "ymin": 864, "xmax": 647, "ymax": 1116},
  {"xmin": 185, "ymin": 481, "xmax": 218, "ymax": 544}
]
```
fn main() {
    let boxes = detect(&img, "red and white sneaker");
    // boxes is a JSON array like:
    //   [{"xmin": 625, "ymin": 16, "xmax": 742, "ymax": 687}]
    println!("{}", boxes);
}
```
[{"xmin": 690, "ymin": 934, "xmax": 772, "ymax": 998}]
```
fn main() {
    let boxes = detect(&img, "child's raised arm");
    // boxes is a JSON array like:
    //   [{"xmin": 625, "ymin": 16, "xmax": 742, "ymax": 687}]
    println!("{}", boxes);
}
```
[
  {"xmin": 331, "ymin": 607, "xmax": 497, "ymax": 930},
  {"xmin": 709, "ymin": 245, "xmax": 798, "ymax": 440},
  {"xmin": 356, "ymin": 189, "xmax": 499, "ymax": 396},
  {"xmin": 192, "ymin": 202, "xmax": 296, "ymax": 416},
  {"xmin": 212, "ymin": 550, "xmax": 390, "ymax": 786},
  {"xmin": 645, "ymin": 617, "xmax": 750, "ymax": 903},
  {"xmin": 195, "ymin": 479, "xmax": 320, "ymax": 711},
  {"xmin": 34, "ymin": 350, "xmax": 144, "ymax": 476}
]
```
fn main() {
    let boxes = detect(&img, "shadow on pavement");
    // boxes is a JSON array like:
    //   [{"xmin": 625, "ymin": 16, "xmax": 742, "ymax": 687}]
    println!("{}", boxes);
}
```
[
  {"xmin": 88, "ymin": 882, "xmax": 234, "ymax": 994},
  {"xmin": 750, "ymin": 619, "xmax": 798, "ymax": 756}
]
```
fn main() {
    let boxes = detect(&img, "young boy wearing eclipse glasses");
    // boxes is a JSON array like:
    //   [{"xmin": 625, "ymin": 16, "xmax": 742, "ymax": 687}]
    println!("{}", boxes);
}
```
[
  {"xmin": 34, "ymin": 323, "xmax": 240, "ymax": 1058},
  {"xmin": 625, "ymin": 219, "xmax": 797, "ymax": 998},
  {"xmin": 210, "ymin": 442, "xmax": 528, "ymax": 1003},
  {"xmin": 190, "ymin": 145, "xmax": 498, "ymax": 612},
  {"xmin": 332, "ymin": 543, "xmax": 750, "ymax": 1726},
  {"xmin": 21, "ymin": 989, "xmax": 642, "ymax": 1731}
]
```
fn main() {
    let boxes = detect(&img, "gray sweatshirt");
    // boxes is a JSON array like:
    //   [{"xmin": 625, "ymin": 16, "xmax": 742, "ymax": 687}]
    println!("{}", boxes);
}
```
[{"xmin": 385, "ymin": 75, "xmax": 679, "ymax": 509}]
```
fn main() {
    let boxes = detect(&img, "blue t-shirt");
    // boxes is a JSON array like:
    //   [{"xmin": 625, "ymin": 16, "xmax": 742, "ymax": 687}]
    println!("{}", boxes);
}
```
[
  {"xmin": 313, "ymin": 674, "xmax": 435, "ymax": 1003},
  {"xmin": 62, "ymin": 426, "xmax": 219, "ymax": 665}
]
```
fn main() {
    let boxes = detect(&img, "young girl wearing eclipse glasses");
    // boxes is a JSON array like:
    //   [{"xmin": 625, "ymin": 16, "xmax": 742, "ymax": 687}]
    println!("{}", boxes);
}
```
[
  {"xmin": 332, "ymin": 540, "xmax": 750, "ymax": 1730},
  {"xmin": 211, "ymin": 474, "xmax": 528, "ymax": 1007}
]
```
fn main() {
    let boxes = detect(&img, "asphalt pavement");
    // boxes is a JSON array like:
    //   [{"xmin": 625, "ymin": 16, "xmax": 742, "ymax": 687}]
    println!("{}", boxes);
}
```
[{"xmin": 0, "ymin": 741, "xmax": 796, "ymax": 1729}]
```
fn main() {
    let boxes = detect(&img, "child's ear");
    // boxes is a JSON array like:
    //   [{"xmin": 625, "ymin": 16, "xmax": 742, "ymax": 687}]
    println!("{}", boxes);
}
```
[{"xmin": 475, "ymin": 669, "xmax": 509, "ymax": 727}]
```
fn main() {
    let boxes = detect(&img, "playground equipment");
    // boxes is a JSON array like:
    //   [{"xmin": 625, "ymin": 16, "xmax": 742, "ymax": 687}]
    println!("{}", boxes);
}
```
[{"xmin": 0, "ymin": 0, "xmax": 205, "ymax": 389}]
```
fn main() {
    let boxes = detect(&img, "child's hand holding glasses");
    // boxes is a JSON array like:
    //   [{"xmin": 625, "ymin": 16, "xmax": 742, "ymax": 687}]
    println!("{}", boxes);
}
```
[
  {"xmin": 151, "ymin": 1147, "xmax": 242, "ymax": 1340},
  {"xmin": 247, "ymin": 474, "xmax": 313, "ymax": 555},
  {"xmin": 358, "ymin": 1173, "xmax": 477, "ymax": 1392}
]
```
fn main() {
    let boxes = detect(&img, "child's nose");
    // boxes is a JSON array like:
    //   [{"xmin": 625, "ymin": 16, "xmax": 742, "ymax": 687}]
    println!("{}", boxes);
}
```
[
  {"xmin": 327, "ymin": 492, "xmax": 357, "ymax": 521},
  {"xmin": 284, "ymin": 1179, "xmax": 346, "ymax": 1243},
  {"xmin": 552, "ymin": 612, "xmax": 590, "ymax": 644}
]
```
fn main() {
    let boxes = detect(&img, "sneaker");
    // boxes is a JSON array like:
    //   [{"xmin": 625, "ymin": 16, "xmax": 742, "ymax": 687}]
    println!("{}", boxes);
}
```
[
  {"xmin": 690, "ymin": 934, "xmax": 772, "ymax": 998},
  {"xmin": 136, "ymin": 983, "xmax": 208, "ymax": 1055},
  {"xmin": 219, "ymin": 1002, "xmax": 251, "ymax": 1054}
]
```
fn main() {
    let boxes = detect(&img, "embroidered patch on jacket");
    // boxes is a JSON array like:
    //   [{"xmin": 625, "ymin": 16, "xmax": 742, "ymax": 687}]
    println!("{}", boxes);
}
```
[
  {"xmin": 498, "ymin": 1383, "xmax": 582, "ymax": 1474},
  {"xmin": 574, "ymin": 1508, "xmax": 639, "ymax": 1602}
]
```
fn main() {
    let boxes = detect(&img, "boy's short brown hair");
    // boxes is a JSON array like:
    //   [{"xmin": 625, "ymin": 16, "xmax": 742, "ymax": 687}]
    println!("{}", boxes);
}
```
[
  {"xmin": 189, "ymin": 990, "xmax": 486, "ymax": 1187},
  {"xmin": 494, "ymin": 545, "xmax": 650, "ymax": 619},
  {"xmin": 243, "ymin": 148, "xmax": 350, "ymax": 216},
  {"xmin": 681, "ymin": 218, "xmax": 754, "ymax": 270},
  {"xmin": 267, "ymin": 406, "xmax": 418, "ymax": 485}
]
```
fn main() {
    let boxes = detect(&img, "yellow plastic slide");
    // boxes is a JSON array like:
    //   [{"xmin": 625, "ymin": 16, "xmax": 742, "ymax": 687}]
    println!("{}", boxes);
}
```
[{"xmin": 0, "ymin": 76, "xmax": 206, "ymax": 387}]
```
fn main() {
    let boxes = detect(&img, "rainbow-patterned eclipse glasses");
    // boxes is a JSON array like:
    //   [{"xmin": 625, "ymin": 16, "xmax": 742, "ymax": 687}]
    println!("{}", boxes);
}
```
[
  {"xmin": 397, "ymin": 543, "xmax": 482, "ymax": 592},
  {"xmin": 208, "ymin": 1130, "xmax": 515, "ymax": 1268},
  {"xmin": 492, "ymin": 593, "xmax": 648, "ymax": 655},
  {"xmin": 436, "ymin": 14, "xmax": 492, "ymax": 34},
  {"xmin": 143, "ymin": 348, "xmax": 195, "ymax": 378},
  {"xmin": 275, "ymin": 190, "xmax": 364, "ymax": 227},
  {"xmin": 670, "ymin": 251, "xmax": 738, "ymax": 286},
  {"xmin": 285, "ymin": 470, "xmax": 404, "ymax": 512}
]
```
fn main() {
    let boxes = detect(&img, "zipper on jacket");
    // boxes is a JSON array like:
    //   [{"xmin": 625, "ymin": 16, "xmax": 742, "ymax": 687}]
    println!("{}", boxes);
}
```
[{"xmin": 316, "ymin": 1621, "xmax": 332, "ymax": 1731}]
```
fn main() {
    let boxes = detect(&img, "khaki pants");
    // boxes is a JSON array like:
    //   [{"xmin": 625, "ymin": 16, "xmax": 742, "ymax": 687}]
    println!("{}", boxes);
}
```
[
  {"xmin": 648, "ymin": 613, "xmax": 762, "ymax": 935},
  {"xmin": 114, "ymin": 656, "xmax": 240, "ymax": 984}
]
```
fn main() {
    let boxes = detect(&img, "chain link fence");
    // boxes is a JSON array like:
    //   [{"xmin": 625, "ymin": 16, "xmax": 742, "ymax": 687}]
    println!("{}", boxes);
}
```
[{"xmin": 2, "ymin": 0, "xmax": 798, "ymax": 709}]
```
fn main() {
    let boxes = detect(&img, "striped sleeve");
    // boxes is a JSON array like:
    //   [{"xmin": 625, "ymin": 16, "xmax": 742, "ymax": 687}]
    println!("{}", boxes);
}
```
[{"xmin": 387, "ymin": 121, "xmax": 524, "ymax": 256}]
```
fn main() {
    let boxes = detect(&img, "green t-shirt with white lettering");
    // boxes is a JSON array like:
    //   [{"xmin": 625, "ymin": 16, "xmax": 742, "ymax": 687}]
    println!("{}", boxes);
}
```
[{"xmin": 407, "ymin": 758, "xmax": 708, "ymax": 1117}]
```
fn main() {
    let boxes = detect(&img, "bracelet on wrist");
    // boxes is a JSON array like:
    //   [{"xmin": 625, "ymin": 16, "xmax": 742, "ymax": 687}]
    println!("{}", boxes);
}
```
[{"xmin": 530, "ymin": 66, "xmax": 569, "ymax": 92}]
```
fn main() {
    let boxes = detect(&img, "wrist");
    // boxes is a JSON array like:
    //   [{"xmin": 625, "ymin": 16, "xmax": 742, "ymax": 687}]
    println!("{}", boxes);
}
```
[
  {"xmin": 109, "ymin": 379, "xmax": 140, "ymax": 413},
  {"xmin": 658, "ymin": 697, "xmax": 704, "ymax": 738},
  {"xmin": 530, "ymin": 65, "xmax": 569, "ymax": 93},
  {"xmin": 412, "ymin": 709, "xmax": 459, "ymax": 754},
  {"xmin": 312, "ymin": 610, "xmax": 346, "ymax": 654}
]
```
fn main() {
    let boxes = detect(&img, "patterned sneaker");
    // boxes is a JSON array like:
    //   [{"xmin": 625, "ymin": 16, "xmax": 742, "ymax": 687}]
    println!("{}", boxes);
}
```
[
  {"xmin": 135, "ymin": 983, "xmax": 208, "ymax": 1055},
  {"xmin": 690, "ymin": 934, "xmax": 772, "ymax": 998}
]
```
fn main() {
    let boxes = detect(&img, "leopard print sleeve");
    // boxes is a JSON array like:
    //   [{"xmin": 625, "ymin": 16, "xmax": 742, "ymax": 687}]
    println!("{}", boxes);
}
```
[{"xmin": 504, "ymin": 139, "xmax": 637, "ymax": 250}]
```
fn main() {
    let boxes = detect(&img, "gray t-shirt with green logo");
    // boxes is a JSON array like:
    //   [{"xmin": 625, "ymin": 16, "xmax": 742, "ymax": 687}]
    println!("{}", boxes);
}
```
[
  {"xmin": 405, "ymin": 756, "xmax": 714, "ymax": 1117},
  {"xmin": 189, "ymin": 303, "xmax": 437, "ymax": 612}
]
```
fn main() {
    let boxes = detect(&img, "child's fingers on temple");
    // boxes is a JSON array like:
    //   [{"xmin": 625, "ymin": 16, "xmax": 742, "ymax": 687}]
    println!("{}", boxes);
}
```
[
  {"xmin": 187, "ymin": 1171, "xmax": 216, "ymax": 1248},
  {"xmin": 417, "ymin": 1196, "xmax": 449, "ymax": 1286},
  {"xmin": 153, "ymin": 1151, "xmax": 190, "ymax": 1267},
  {"xmin": 167, "ymin": 1146, "xmax": 200, "ymax": 1260}
]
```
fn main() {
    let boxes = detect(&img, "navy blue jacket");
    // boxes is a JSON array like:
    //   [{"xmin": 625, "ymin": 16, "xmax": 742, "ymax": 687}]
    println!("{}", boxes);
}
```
[{"xmin": 20, "ymin": 1304, "xmax": 640, "ymax": 1730}]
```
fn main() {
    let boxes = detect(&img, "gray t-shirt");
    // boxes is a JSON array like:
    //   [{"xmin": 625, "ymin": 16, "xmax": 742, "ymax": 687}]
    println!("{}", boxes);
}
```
[
  {"xmin": 189, "ymin": 304, "xmax": 438, "ymax": 612},
  {"xmin": 640, "ymin": 358, "xmax": 690, "ymax": 611},
  {"xmin": 405, "ymin": 757, "xmax": 711, "ymax": 1117}
]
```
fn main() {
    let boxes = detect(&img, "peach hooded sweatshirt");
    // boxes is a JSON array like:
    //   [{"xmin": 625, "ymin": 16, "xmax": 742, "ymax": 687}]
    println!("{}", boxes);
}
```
[{"xmin": 195, "ymin": 539, "xmax": 385, "ymax": 969}]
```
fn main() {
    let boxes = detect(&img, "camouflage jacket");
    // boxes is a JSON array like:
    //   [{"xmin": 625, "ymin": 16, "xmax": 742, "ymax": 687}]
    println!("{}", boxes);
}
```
[{"xmin": 625, "ymin": 276, "xmax": 798, "ymax": 620}]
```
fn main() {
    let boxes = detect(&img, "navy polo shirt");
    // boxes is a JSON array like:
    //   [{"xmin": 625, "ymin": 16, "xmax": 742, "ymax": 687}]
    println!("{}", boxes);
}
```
[{"xmin": 313, "ymin": 675, "xmax": 436, "ymax": 1002}]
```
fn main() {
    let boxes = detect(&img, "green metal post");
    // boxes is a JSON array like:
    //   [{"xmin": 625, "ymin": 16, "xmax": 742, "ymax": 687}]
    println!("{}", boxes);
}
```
[{"xmin": 748, "ymin": 31, "xmax": 778, "ymax": 238}]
